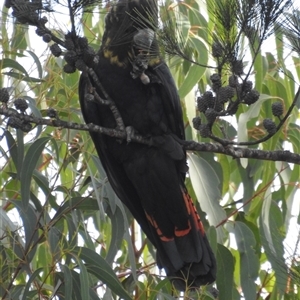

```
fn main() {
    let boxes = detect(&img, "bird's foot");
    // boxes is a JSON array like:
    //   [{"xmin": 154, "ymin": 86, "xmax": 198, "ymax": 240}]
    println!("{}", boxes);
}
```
[{"xmin": 130, "ymin": 53, "xmax": 150, "ymax": 84}]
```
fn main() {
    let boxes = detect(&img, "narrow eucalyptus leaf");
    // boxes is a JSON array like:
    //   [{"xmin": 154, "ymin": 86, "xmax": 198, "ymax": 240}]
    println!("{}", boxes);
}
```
[
  {"xmin": 260, "ymin": 196, "xmax": 287, "ymax": 295},
  {"xmin": 61, "ymin": 265, "xmax": 73, "ymax": 300},
  {"xmin": 216, "ymin": 244, "xmax": 234, "ymax": 300},
  {"xmin": 106, "ymin": 206, "xmax": 125, "ymax": 265},
  {"xmin": 21, "ymin": 268, "xmax": 43, "ymax": 300},
  {"xmin": 77, "ymin": 259, "xmax": 90, "ymax": 300},
  {"xmin": 20, "ymin": 137, "xmax": 50, "ymax": 208},
  {"xmin": 5, "ymin": 131, "xmax": 19, "ymax": 174},
  {"xmin": 71, "ymin": 247, "xmax": 131, "ymax": 300},
  {"xmin": 234, "ymin": 222, "xmax": 259, "ymax": 300},
  {"xmin": 11, "ymin": 201, "xmax": 39, "ymax": 262},
  {"xmin": 188, "ymin": 153, "xmax": 226, "ymax": 242}
]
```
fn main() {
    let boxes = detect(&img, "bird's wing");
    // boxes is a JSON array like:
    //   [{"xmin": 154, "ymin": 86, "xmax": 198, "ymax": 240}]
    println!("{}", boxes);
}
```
[{"xmin": 78, "ymin": 74, "xmax": 157, "ymax": 245}]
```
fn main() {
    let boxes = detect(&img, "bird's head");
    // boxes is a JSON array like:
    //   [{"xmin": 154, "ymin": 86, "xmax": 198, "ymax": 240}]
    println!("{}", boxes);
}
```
[{"xmin": 101, "ymin": 0, "xmax": 159, "ymax": 66}]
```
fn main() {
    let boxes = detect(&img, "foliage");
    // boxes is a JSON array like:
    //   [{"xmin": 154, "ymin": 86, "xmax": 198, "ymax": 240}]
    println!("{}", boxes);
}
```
[{"xmin": 0, "ymin": 0, "xmax": 300, "ymax": 299}]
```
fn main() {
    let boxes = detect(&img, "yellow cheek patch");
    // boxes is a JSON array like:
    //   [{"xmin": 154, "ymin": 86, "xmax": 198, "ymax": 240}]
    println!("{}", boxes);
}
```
[
  {"xmin": 103, "ymin": 49, "xmax": 125, "ymax": 67},
  {"xmin": 104, "ymin": 37, "xmax": 111, "ymax": 47},
  {"xmin": 149, "ymin": 56, "xmax": 161, "ymax": 66}
]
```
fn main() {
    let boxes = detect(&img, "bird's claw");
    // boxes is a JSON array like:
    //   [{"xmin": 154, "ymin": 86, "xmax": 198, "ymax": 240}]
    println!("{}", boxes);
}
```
[{"xmin": 130, "ymin": 54, "xmax": 150, "ymax": 84}]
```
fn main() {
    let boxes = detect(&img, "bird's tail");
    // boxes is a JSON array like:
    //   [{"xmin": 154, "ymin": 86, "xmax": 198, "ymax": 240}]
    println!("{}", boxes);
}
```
[{"xmin": 155, "ymin": 192, "xmax": 217, "ymax": 291}]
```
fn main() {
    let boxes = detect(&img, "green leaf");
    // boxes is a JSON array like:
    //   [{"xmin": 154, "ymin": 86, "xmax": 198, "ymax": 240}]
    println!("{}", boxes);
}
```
[
  {"xmin": 29, "ymin": 191, "xmax": 45, "ymax": 213},
  {"xmin": 115, "ymin": 197, "xmax": 137, "ymax": 282},
  {"xmin": 0, "ymin": 284, "xmax": 24, "ymax": 299},
  {"xmin": 11, "ymin": 200, "xmax": 39, "ymax": 263},
  {"xmin": 20, "ymin": 137, "xmax": 50, "ymax": 208},
  {"xmin": 103, "ymin": 288, "xmax": 113, "ymax": 300},
  {"xmin": 61, "ymin": 265, "xmax": 73, "ymax": 300},
  {"xmin": 11, "ymin": 23, "xmax": 28, "ymax": 50},
  {"xmin": 237, "ymin": 94, "xmax": 272, "ymax": 143},
  {"xmin": 8, "ymin": 230, "xmax": 25, "ymax": 262},
  {"xmin": 237, "ymin": 94, "xmax": 272, "ymax": 168},
  {"xmin": 32, "ymin": 243, "xmax": 51, "ymax": 282},
  {"xmin": 184, "ymin": 89, "xmax": 197, "ymax": 140},
  {"xmin": 2, "ymin": 71, "xmax": 44, "ymax": 82},
  {"xmin": 216, "ymin": 245, "xmax": 234, "ymax": 300},
  {"xmin": 253, "ymin": 52, "xmax": 268, "ymax": 92},
  {"xmin": 49, "ymin": 137, "xmax": 60, "ymax": 163},
  {"xmin": 91, "ymin": 154, "xmax": 106, "ymax": 178},
  {"xmin": 206, "ymin": 226, "xmax": 218, "ymax": 253},
  {"xmin": 105, "ymin": 182, "xmax": 117, "ymax": 214},
  {"xmin": 292, "ymin": 57, "xmax": 300, "ymax": 83},
  {"xmin": 48, "ymin": 227, "xmax": 62, "ymax": 261},
  {"xmin": 71, "ymin": 247, "xmax": 131, "ymax": 300},
  {"xmin": 237, "ymin": 161, "xmax": 255, "ymax": 212},
  {"xmin": 32, "ymin": 170, "xmax": 51, "ymax": 199},
  {"xmin": 188, "ymin": 153, "xmax": 226, "ymax": 242},
  {"xmin": 178, "ymin": 35, "xmax": 208, "ymax": 98},
  {"xmin": 54, "ymin": 270, "xmax": 81, "ymax": 300},
  {"xmin": 218, "ymin": 119, "xmax": 237, "ymax": 140},
  {"xmin": 66, "ymin": 216, "xmax": 79, "ymax": 250},
  {"xmin": 53, "ymin": 196, "xmax": 98, "ymax": 222},
  {"xmin": 260, "ymin": 190, "xmax": 287, "ymax": 295},
  {"xmin": 21, "ymin": 268, "xmax": 43, "ymax": 300},
  {"xmin": 0, "ymin": 210, "xmax": 19, "ymax": 242},
  {"xmin": 24, "ymin": 96, "xmax": 43, "ymax": 138},
  {"xmin": 157, "ymin": 293, "xmax": 177, "ymax": 300},
  {"xmin": 5, "ymin": 131, "xmax": 18, "ymax": 173},
  {"xmin": 59, "ymin": 144, "xmax": 74, "ymax": 189},
  {"xmin": 79, "ymin": 227, "xmax": 95, "ymax": 251},
  {"xmin": 76, "ymin": 258, "xmax": 90, "ymax": 300},
  {"xmin": 87, "ymin": 160, "xmax": 106, "ymax": 220},
  {"xmin": 17, "ymin": 129, "xmax": 24, "ymax": 179},
  {"xmin": 106, "ymin": 206, "xmax": 125, "ymax": 265},
  {"xmin": 1, "ymin": 58, "xmax": 29, "ymax": 76},
  {"xmin": 234, "ymin": 222, "xmax": 259, "ymax": 300},
  {"xmin": 26, "ymin": 50, "xmax": 43, "ymax": 79},
  {"xmin": 190, "ymin": 34, "xmax": 208, "ymax": 66},
  {"xmin": 178, "ymin": 63, "xmax": 203, "ymax": 99}
]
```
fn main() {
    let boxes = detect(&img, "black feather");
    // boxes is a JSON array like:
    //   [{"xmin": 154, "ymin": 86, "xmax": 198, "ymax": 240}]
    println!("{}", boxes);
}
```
[{"xmin": 79, "ymin": 0, "xmax": 216, "ymax": 290}]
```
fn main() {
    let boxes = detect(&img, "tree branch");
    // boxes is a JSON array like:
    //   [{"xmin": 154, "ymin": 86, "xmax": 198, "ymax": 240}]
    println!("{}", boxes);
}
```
[
  {"xmin": 182, "ymin": 140, "xmax": 300, "ymax": 164},
  {"xmin": 1, "ymin": 107, "xmax": 299, "ymax": 164}
]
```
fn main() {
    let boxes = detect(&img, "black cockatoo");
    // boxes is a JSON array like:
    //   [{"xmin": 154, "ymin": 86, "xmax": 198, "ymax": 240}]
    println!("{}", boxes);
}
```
[{"xmin": 78, "ymin": 0, "xmax": 216, "ymax": 290}]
